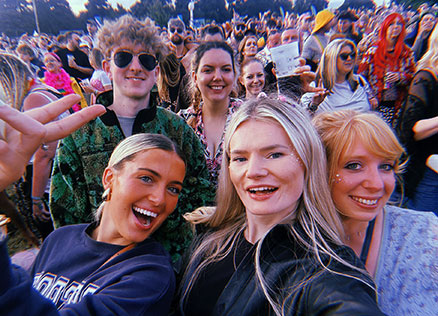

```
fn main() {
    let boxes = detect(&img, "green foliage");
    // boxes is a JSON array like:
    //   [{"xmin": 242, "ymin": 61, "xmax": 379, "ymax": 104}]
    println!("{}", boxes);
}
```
[
  {"xmin": 392, "ymin": 0, "xmax": 436, "ymax": 10},
  {"xmin": 131, "ymin": 0, "xmax": 176, "ymax": 26},
  {"xmin": 292, "ymin": 0, "xmax": 328, "ymax": 14},
  {"xmin": 0, "ymin": 0, "xmax": 35, "ymax": 36},
  {"xmin": 340, "ymin": 0, "xmax": 375, "ymax": 10},
  {"xmin": 35, "ymin": 0, "xmax": 78, "ymax": 34}
]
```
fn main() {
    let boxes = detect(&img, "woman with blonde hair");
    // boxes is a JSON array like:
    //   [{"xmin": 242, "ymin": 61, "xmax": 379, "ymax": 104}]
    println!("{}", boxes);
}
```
[
  {"xmin": 1, "ymin": 133, "xmax": 186, "ymax": 315},
  {"xmin": 309, "ymin": 39, "xmax": 377, "ymax": 114},
  {"xmin": 397, "ymin": 23, "xmax": 438, "ymax": 214},
  {"xmin": 313, "ymin": 109, "xmax": 438, "ymax": 315},
  {"xmin": 176, "ymin": 98, "xmax": 384, "ymax": 315}
]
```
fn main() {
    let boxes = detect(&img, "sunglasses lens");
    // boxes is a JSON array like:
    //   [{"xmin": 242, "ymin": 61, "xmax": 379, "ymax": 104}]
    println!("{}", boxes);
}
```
[
  {"xmin": 340, "ymin": 53, "xmax": 355, "ymax": 61},
  {"xmin": 139, "ymin": 53, "xmax": 157, "ymax": 71},
  {"xmin": 114, "ymin": 51, "xmax": 133, "ymax": 68}
]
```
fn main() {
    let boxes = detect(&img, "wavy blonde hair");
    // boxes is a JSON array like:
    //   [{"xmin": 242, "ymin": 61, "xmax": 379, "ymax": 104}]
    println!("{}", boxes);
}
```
[
  {"xmin": 416, "ymin": 23, "xmax": 438, "ymax": 75},
  {"xmin": 0, "ymin": 53, "xmax": 33, "ymax": 111},
  {"xmin": 181, "ymin": 98, "xmax": 372, "ymax": 315}
]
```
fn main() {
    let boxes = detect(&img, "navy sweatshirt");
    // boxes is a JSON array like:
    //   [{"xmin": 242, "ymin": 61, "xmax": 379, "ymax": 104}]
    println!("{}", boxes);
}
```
[{"xmin": 0, "ymin": 224, "xmax": 175, "ymax": 315}]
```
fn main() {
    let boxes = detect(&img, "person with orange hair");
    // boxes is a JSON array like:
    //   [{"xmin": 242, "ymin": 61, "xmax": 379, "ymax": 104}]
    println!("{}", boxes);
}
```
[{"xmin": 358, "ymin": 13, "xmax": 415, "ymax": 127}]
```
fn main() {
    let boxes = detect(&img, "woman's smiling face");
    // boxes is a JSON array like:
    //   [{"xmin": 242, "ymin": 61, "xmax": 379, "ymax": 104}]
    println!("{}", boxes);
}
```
[
  {"xmin": 228, "ymin": 119, "xmax": 305, "ymax": 228},
  {"xmin": 331, "ymin": 140, "xmax": 396, "ymax": 222},
  {"xmin": 98, "ymin": 149, "xmax": 186, "ymax": 245},
  {"xmin": 194, "ymin": 48, "xmax": 235, "ymax": 105},
  {"xmin": 240, "ymin": 61, "xmax": 265, "ymax": 98}
]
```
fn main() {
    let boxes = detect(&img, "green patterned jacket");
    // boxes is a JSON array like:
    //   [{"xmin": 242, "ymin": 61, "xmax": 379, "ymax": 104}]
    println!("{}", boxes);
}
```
[{"xmin": 50, "ymin": 91, "xmax": 215, "ymax": 262}]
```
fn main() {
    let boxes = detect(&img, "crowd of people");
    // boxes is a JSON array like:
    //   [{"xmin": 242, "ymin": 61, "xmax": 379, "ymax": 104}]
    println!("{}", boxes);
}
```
[{"xmin": 0, "ymin": 2, "xmax": 437, "ymax": 316}]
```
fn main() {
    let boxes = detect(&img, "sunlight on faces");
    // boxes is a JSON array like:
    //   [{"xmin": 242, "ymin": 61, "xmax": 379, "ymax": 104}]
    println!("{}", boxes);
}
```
[
  {"xmin": 103, "ymin": 41, "xmax": 159, "ymax": 101},
  {"xmin": 98, "ymin": 149, "xmax": 186, "ymax": 245},
  {"xmin": 240, "ymin": 61, "xmax": 265, "ymax": 98},
  {"xmin": 229, "ymin": 119, "xmax": 305, "ymax": 228},
  {"xmin": 331, "ymin": 140, "xmax": 396, "ymax": 223},
  {"xmin": 194, "ymin": 48, "xmax": 235, "ymax": 105}
]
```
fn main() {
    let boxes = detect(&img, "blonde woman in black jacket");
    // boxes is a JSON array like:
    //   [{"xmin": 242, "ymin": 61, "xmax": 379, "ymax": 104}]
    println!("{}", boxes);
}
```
[{"xmin": 176, "ymin": 97, "xmax": 385, "ymax": 316}]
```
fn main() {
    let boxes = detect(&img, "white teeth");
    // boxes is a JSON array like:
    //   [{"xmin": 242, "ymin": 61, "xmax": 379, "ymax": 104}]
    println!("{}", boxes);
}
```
[
  {"xmin": 249, "ymin": 187, "xmax": 276, "ymax": 193},
  {"xmin": 133, "ymin": 206, "xmax": 158, "ymax": 218},
  {"xmin": 211, "ymin": 86, "xmax": 223, "ymax": 90},
  {"xmin": 351, "ymin": 197, "xmax": 378, "ymax": 205}
]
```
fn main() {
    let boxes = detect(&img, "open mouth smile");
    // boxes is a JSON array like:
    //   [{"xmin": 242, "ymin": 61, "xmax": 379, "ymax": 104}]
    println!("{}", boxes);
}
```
[
  {"xmin": 247, "ymin": 186, "xmax": 278, "ymax": 194},
  {"xmin": 133, "ymin": 206, "xmax": 157, "ymax": 227},
  {"xmin": 350, "ymin": 196, "xmax": 378, "ymax": 206}
]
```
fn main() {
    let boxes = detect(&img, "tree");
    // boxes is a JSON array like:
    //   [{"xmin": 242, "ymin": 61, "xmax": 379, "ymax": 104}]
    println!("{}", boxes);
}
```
[
  {"xmin": 130, "ymin": 0, "xmax": 176, "ymax": 26},
  {"xmin": 233, "ymin": 0, "xmax": 293, "ymax": 20},
  {"xmin": 292, "ymin": 0, "xmax": 328, "ymax": 14},
  {"xmin": 34, "ymin": 0, "xmax": 79, "ymax": 34},
  {"xmin": 83, "ymin": 0, "xmax": 116, "ymax": 21},
  {"xmin": 0, "ymin": 0, "xmax": 35, "ymax": 36},
  {"xmin": 340, "ymin": 0, "xmax": 375, "ymax": 10},
  {"xmin": 392, "ymin": 0, "xmax": 435, "ymax": 10}
]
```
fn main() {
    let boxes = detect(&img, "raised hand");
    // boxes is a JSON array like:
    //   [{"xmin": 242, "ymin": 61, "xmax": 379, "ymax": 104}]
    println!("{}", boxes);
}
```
[{"xmin": 0, "ymin": 95, "xmax": 105, "ymax": 191}]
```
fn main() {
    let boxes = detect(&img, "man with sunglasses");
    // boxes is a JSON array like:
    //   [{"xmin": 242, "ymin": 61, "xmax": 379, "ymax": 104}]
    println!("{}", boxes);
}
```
[
  {"xmin": 50, "ymin": 15, "xmax": 215, "ymax": 263},
  {"xmin": 167, "ymin": 18, "xmax": 188, "ymax": 60}
]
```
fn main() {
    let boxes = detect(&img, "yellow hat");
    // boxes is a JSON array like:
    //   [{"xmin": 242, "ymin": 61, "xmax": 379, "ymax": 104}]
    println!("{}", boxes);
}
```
[{"xmin": 312, "ymin": 10, "xmax": 335, "ymax": 34}]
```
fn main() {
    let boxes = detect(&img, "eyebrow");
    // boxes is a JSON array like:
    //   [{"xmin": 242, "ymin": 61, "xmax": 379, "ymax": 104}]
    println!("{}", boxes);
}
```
[
  {"xmin": 230, "ymin": 144, "xmax": 290, "ymax": 155},
  {"xmin": 138, "ymin": 168, "xmax": 184, "ymax": 186}
]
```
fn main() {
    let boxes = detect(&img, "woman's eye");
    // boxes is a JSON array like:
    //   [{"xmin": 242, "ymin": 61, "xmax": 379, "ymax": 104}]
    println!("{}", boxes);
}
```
[
  {"xmin": 345, "ymin": 162, "xmax": 361, "ymax": 170},
  {"xmin": 380, "ymin": 163, "xmax": 394, "ymax": 171},
  {"xmin": 140, "ymin": 176, "xmax": 153, "ymax": 183},
  {"xmin": 246, "ymin": 75, "xmax": 254, "ymax": 80},
  {"xmin": 231, "ymin": 156, "xmax": 246, "ymax": 163},
  {"xmin": 222, "ymin": 67, "xmax": 232, "ymax": 73},
  {"xmin": 168, "ymin": 186, "xmax": 181, "ymax": 195},
  {"xmin": 268, "ymin": 152, "xmax": 283, "ymax": 159}
]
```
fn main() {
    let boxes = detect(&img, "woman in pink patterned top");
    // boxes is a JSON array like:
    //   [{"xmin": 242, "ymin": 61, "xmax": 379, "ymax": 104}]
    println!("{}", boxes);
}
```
[{"xmin": 179, "ymin": 41, "xmax": 242, "ymax": 188}]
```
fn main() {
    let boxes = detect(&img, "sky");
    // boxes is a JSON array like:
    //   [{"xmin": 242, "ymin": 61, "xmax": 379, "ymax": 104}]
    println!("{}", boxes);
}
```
[
  {"xmin": 68, "ymin": 0, "xmax": 138, "ymax": 15},
  {"xmin": 67, "ymin": 0, "xmax": 386, "ymax": 16}
]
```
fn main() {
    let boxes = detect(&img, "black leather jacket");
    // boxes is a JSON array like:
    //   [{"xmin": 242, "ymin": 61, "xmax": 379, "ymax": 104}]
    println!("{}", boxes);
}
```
[{"xmin": 178, "ymin": 224, "xmax": 385, "ymax": 316}]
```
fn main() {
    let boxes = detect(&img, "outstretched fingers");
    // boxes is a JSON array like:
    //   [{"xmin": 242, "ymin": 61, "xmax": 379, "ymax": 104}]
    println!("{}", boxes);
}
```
[
  {"xmin": 25, "ymin": 94, "xmax": 82, "ymax": 124},
  {"xmin": 43, "ymin": 104, "xmax": 106, "ymax": 143}
]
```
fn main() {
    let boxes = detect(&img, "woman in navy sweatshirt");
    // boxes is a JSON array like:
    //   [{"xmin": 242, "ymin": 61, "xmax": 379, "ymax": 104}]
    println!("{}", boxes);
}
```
[{"xmin": 0, "ymin": 124, "xmax": 186, "ymax": 315}]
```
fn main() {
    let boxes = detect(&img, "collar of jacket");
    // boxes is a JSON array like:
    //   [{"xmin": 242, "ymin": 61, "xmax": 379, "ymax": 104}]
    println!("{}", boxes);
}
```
[{"xmin": 97, "ymin": 90, "xmax": 159, "ymax": 129}]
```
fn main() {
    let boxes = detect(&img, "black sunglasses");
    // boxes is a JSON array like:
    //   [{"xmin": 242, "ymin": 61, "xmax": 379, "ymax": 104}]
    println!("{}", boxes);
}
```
[
  {"xmin": 169, "ymin": 27, "xmax": 183, "ymax": 34},
  {"xmin": 236, "ymin": 24, "xmax": 246, "ymax": 31},
  {"xmin": 339, "ymin": 52, "xmax": 356, "ymax": 61},
  {"xmin": 113, "ymin": 51, "xmax": 157, "ymax": 71}
]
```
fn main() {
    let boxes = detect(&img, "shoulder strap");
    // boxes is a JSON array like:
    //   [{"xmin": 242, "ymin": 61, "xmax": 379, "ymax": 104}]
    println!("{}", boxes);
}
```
[{"xmin": 359, "ymin": 218, "xmax": 376, "ymax": 264}]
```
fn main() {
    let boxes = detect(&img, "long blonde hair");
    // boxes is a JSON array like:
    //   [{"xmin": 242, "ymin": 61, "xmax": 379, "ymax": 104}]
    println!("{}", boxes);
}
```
[
  {"xmin": 0, "ymin": 53, "xmax": 33, "ymax": 111},
  {"xmin": 181, "ymin": 97, "xmax": 371, "ymax": 315},
  {"xmin": 316, "ymin": 39, "xmax": 358, "ymax": 93},
  {"xmin": 416, "ymin": 23, "xmax": 438, "ymax": 75}
]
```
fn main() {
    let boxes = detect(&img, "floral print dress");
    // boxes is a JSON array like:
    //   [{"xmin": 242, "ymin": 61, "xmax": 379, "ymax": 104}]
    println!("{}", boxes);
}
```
[{"xmin": 179, "ymin": 98, "xmax": 242, "ymax": 188}]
